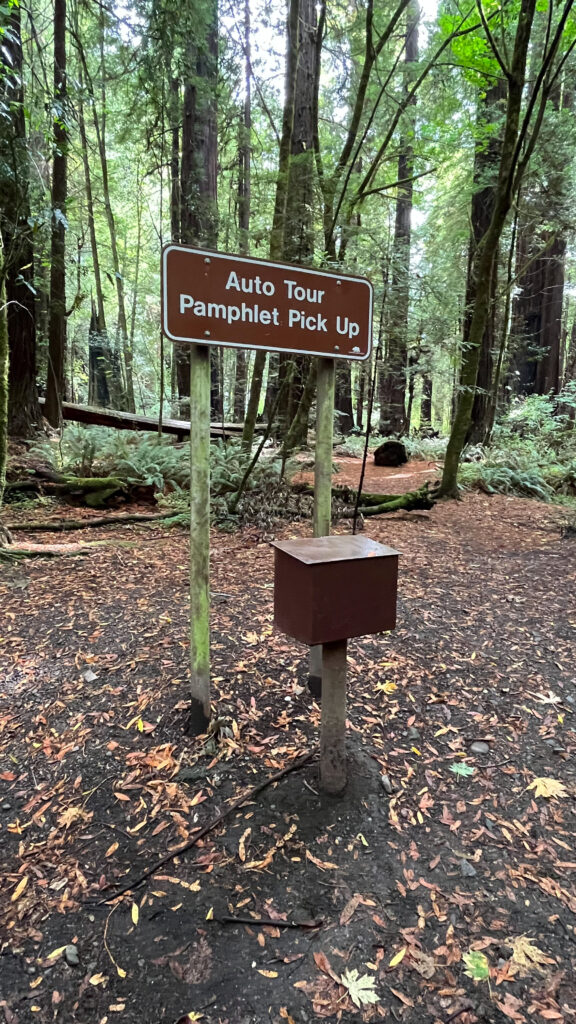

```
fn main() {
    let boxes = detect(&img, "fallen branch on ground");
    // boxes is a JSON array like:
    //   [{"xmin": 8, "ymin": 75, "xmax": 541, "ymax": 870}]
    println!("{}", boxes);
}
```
[
  {"xmin": 7, "ymin": 511, "xmax": 177, "ymax": 532},
  {"xmin": 0, "ymin": 539, "xmax": 137, "ymax": 561},
  {"xmin": 97, "ymin": 748, "xmax": 317, "ymax": 904},
  {"xmin": 213, "ymin": 915, "xmax": 322, "ymax": 929}
]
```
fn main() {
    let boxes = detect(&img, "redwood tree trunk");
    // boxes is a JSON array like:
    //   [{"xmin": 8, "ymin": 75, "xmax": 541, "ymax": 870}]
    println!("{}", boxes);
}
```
[
  {"xmin": 511, "ymin": 232, "xmax": 565, "ymax": 395},
  {"xmin": 0, "ymin": 5, "xmax": 41, "ymax": 437},
  {"xmin": 465, "ymin": 80, "xmax": 506, "ymax": 444},
  {"xmin": 44, "ymin": 0, "xmax": 68, "ymax": 428},
  {"xmin": 379, "ymin": 0, "xmax": 419, "ymax": 435}
]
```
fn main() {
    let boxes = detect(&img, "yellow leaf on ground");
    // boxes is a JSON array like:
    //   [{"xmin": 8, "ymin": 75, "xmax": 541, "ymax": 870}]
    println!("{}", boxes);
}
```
[
  {"xmin": 11, "ymin": 876, "xmax": 29, "ymax": 902},
  {"xmin": 257, "ymin": 969, "xmax": 278, "ymax": 978},
  {"xmin": 89, "ymin": 973, "xmax": 108, "ymax": 986},
  {"xmin": 388, "ymin": 948, "xmax": 406, "ymax": 968},
  {"xmin": 527, "ymin": 778, "xmax": 568, "ymax": 799},
  {"xmin": 131, "ymin": 903, "xmax": 139, "ymax": 926}
]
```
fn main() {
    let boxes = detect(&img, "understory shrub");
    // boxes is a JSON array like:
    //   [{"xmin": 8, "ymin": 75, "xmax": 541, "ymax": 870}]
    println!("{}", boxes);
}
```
[{"xmin": 458, "ymin": 393, "xmax": 576, "ymax": 501}]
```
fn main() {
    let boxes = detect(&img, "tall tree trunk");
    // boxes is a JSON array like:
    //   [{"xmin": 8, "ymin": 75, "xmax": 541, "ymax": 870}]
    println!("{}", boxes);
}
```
[
  {"xmin": 356, "ymin": 361, "xmax": 367, "ymax": 429},
  {"xmin": 77, "ymin": 61, "xmax": 118, "ymax": 408},
  {"xmin": 44, "ymin": 0, "xmax": 68, "ymax": 428},
  {"xmin": 0, "ymin": 5, "xmax": 41, "ymax": 437},
  {"xmin": 170, "ymin": 77, "xmax": 181, "ymax": 243},
  {"xmin": 334, "ymin": 364, "xmax": 354, "ymax": 434},
  {"xmin": 243, "ymin": 0, "xmax": 317, "ymax": 450},
  {"xmin": 0, "ymin": 239, "xmax": 8, "ymax": 507},
  {"xmin": 420, "ymin": 374, "xmax": 432, "ymax": 424},
  {"xmin": 234, "ymin": 0, "xmax": 251, "ymax": 422},
  {"xmin": 465, "ymin": 80, "xmax": 506, "ymax": 444},
  {"xmin": 178, "ymin": 2, "xmax": 219, "ymax": 414},
  {"xmin": 441, "ymin": 0, "xmax": 540, "ymax": 497},
  {"xmin": 276, "ymin": 0, "xmax": 319, "ymax": 447},
  {"xmin": 511, "ymin": 232, "xmax": 565, "ymax": 394},
  {"xmin": 379, "ymin": 0, "xmax": 418, "ymax": 435}
]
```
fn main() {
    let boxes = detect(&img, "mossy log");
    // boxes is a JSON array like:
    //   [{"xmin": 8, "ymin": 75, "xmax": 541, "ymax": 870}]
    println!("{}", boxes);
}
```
[
  {"xmin": 292, "ymin": 480, "xmax": 437, "ymax": 515},
  {"xmin": 5, "ymin": 474, "xmax": 127, "ymax": 507},
  {"xmin": 349, "ymin": 484, "xmax": 436, "ymax": 517}
]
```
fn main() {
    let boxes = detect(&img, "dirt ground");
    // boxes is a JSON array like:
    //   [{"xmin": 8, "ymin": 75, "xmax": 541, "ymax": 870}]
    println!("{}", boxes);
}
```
[{"xmin": 1, "ymin": 465, "xmax": 576, "ymax": 1024}]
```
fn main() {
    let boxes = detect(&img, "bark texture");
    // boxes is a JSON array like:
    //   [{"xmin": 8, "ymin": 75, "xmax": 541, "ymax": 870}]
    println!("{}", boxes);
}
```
[
  {"xmin": 0, "ymin": 5, "xmax": 41, "ymax": 436},
  {"xmin": 44, "ymin": 0, "xmax": 68, "ymax": 427}
]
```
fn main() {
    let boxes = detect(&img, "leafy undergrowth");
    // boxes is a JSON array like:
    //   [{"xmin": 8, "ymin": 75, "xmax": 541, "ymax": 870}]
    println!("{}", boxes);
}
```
[
  {"xmin": 459, "ymin": 394, "xmax": 576, "ymax": 502},
  {"xmin": 1, "ymin": 493, "xmax": 575, "ymax": 1024}
]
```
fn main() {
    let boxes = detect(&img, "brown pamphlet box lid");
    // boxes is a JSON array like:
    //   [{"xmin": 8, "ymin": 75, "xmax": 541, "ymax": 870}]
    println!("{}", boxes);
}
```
[{"xmin": 272, "ymin": 535, "xmax": 399, "ymax": 646}]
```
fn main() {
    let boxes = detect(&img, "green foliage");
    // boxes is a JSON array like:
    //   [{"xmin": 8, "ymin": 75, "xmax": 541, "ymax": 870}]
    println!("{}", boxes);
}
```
[
  {"xmin": 458, "ymin": 395, "xmax": 576, "ymax": 502},
  {"xmin": 451, "ymin": 762, "xmax": 475, "ymax": 777},
  {"xmin": 462, "ymin": 951, "xmax": 490, "ymax": 981},
  {"xmin": 31, "ymin": 427, "xmax": 190, "ymax": 490}
]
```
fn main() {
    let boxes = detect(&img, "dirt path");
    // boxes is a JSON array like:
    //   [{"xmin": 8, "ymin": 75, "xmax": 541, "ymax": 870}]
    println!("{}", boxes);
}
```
[
  {"xmin": 1, "ymin": 491, "xmax": 575, "ymax": 1024},
  {"xmin": 293, "ymin": 456, "xmax": 441, "ymax": 495}
]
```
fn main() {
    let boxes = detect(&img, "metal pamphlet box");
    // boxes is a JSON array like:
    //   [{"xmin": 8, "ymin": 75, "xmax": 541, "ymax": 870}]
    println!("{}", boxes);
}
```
[{"xmin": 272, "ymin": 535, "xmax": 399, "ymax": 794}]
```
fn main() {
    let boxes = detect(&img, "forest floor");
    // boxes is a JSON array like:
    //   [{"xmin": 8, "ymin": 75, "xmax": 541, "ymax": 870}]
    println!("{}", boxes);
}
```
[{"xmin": 1, "ymin": 460, "xmax": 576, "ymax": 1024}]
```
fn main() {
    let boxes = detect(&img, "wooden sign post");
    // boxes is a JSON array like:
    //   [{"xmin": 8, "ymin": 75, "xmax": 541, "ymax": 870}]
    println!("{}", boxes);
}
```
[{"xmin": 161, "ymin": 245, "xmax": 372, "ymax": 734}]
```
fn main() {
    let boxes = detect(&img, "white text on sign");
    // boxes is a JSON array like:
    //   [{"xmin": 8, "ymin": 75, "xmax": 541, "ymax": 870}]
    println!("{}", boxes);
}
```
[{"xmin": 178, "ymin": 271, "xmax": 361, "ymax": 342}]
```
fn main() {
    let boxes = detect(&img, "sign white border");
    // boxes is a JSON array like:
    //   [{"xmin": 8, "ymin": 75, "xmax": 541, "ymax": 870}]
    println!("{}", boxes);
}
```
[{"xmin": 161, "ymin": 244, "xmax": 373, "ymax": 362}]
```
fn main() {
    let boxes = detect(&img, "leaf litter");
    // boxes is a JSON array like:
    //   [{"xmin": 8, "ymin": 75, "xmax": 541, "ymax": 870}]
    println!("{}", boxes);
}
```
[{"xmin": 1, "ymin": 491, "xmax": 575, "ymax": 1022}]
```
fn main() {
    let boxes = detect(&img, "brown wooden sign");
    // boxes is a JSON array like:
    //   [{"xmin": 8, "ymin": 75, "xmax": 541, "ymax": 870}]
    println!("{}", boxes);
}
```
[{"xmin": 161, "ymin": 244, "xmax": 373, "ymax": 361}]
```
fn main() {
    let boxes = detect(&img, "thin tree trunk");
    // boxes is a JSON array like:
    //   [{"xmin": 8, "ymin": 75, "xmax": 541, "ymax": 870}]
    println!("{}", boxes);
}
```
[
  {"xmin": 0, "ymin": 240, "xmax": 9, "ymax": 507},
  {"xmin": 178, "ymin": 3, "xmax": 219, "ymax": 413},
  {"xmin": 379, "ymin": 0, "xmax": 419, "ymax": 435},
  {"xmin": 234, "ymin": 0, "xmax": 251, "ymax": 423},
  {"xmin": 420, "ymin": 374, "xmax": 432, "ymax": 423},
  {"xmin": 44, "ymin": 0, "xmax": 68, "ymax": 428},
  {"xmin": 77, "ymin": 60, "xmax": 118, "ymax": 408}
]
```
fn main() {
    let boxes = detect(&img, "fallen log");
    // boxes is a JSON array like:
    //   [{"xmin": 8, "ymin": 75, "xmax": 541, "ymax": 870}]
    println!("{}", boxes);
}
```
[
  {"xmin": 5, "ymin": 474, "xmax": 138, "ymax": 508},
  {"xmin": 7, "ymin": 511, "xmax": 176, "ymax": 532},
  {"xmin": 347, "ymin": 484, "xmax": 436, "ymax": 517},
  {"xmin": 293, "ymin": 480, "xmax": 437, "ymax": 515},
  {"xmin": 0, "ymin": 539, "xmax": 137, "ymax": 561}
]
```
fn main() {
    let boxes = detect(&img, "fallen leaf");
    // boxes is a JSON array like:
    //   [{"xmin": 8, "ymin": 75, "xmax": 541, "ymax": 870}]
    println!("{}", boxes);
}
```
[
  {"xmin": 89, "ymin": 973, "xmax": 108, "ymax": 986},
  {"xmin": 410, "ymin": 949, "xmax": 436, "ymax": 979},
  {"xmin": 131, "ymin": 903, "xmax": 139, "ymax": 926},
  {"xmin": 388, "ymin": 947, "xmax": 407, "ymax": 968},
  {"xmin": 306, "ymin": 850, "xmax": 338, "ymax": 871},
  {"xmin": 257, "ymin": 969, "xmax": 278, "ymax": 978},
  {"xmin": 340, "ymin": 969, "xmax": 379, "ymax": 1008},
  {"xmin": 11, "ymin": 876, "xmax": 28, "ymax": 902},
  {"xmin": 463, "ymin": 950, "xmax": 489, "ymax": 981},
  {"xmin": 526, "ymin": 778, "xmax": 568, "ymax": 799},
  {"xmin": 389, "ymin": 987, "xmax": 414, "ymax": 1007},
  {"xmin": 339, "ymin": 894, "xmax": 362, "ymax": 926},
  {"xmin": 507, "ymin": 935, "xmax": 556, "ymax": 976},
  {"xmin": 238, "ymin": 827, "xmax": 251, "ymax": 863}
]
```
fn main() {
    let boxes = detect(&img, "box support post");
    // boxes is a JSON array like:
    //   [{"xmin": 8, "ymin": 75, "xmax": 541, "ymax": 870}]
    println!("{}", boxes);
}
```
[
  {"xmin": 320, "ymin": 639, "xmax": 347, "ymax": 793},
  {"xmin": 309, "ymin": 358, "xmax": 335, "ymax": 697}
]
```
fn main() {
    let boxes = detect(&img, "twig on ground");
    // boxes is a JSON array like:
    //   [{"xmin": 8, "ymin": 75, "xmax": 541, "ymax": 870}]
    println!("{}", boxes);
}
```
[
  {"xmin": 303, "ymin": 778, "xmax": 319, "ymax": 796},
  {"xmin": 477, "ymin": 759, "xmax": 511, "ymax": 770},
  {"xmin": 214, "ymin": 916, "xmax": 322, "ymax": 929},
  {"xmin": 96, "ymin": 748, "xmax": 317, "ymax": 904},
  {"xmin": 444, "ymin": 1006, "xmax": 474, "ymax": 1023}
]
